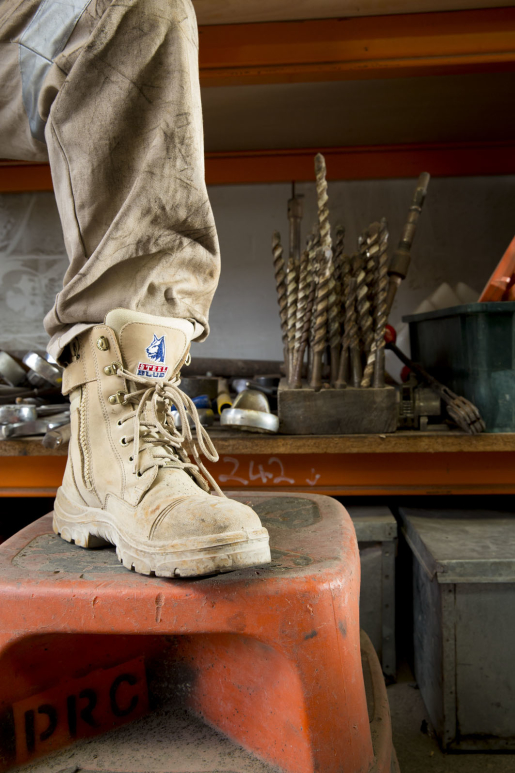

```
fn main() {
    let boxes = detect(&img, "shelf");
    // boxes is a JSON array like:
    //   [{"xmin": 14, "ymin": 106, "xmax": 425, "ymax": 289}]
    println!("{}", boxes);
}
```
[{"xmin": 1, "ymin": 433, "xmax": 514, "ymax": 497}]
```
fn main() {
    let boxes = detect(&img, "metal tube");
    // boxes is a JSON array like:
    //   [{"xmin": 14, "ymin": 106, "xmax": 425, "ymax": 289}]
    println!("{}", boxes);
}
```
[{"xmin": 386, "ymin": 172, "xmax": 430, "ymax": 314}]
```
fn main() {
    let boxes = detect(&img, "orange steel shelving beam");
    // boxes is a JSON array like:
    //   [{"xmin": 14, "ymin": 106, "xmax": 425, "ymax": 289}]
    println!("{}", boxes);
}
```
[
  {"xmin": 198, "ymin": 8, "xmax": 515, "ymax": 87},
  {"xmin": 0, "ymin": 450, "xmax": 514, "ymax": 498},
  {"xmin": 2, "ymin": 9, "xmax": 515, "ymax": 188},
  {"xmin": 2, "ymin": 140, "xmax": 515, "ymax": 190}
]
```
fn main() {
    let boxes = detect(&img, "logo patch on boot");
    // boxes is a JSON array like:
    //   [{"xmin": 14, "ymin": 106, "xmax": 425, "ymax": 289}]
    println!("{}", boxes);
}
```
[{"xmin": 137, "ymin": 334, "xmax": 168, "ymax": 378}]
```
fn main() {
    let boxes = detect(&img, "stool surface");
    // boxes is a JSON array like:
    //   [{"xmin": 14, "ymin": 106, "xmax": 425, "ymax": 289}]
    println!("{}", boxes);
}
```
[
  {"xmin": 1, "ymin": 494, "xmax": 391, "ymax": 773},
  {"xmin": 4, "ymin": 494, "xmax": 339, "ymax": 581},
  {"xmin": 2, "ymin": 494, "xmax": 349, "ymax": 592}
]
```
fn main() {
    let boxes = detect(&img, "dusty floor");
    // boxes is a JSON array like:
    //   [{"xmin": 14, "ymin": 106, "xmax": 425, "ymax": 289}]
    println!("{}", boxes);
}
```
[
  {"xmin": 14, "ymin": 662, "xmax": 515, "ymax": 773},
  {"xmin": 388, "ymin": 667, "xmax": 515, "ymax": 773}
]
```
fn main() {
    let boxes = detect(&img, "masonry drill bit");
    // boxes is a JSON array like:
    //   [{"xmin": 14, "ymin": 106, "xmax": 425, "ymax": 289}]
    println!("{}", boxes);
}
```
[
  {"xmin": 288, "ymin": 182, "xmax": 304, "ymax": 267},
  {"xmin": 327, "ymin": 270, "xmax": 341, "ymax": 386},
  {"xmin": 327, "ymin": 229, "xmax": 346, "ymax": 386},
  {"xmin": 314, "ymin": 153, "xmax": 341, "ymax": 385},
  {"xmin": 272, "ymin": 231, "xmax": 289, "ymax": 371},
  {"xmin": 336, "ymin": 262, "xmax": 361, "ymax": 388},
  {"xmin": 315, "ymin": 153, "xmax": 331, "ymax": 252},
  {"xmin": 335, "ymin": 272, "xmax": 350, "ymax": 389},
  {"xmin": 359, "ymin": 222, "xmax": 382, "ymax": 388},
  {"xmin": 291, "ymin": 239, "xmax": 316, "ymax": 388},
  {"xmin": 309, "ymin": 247, "xmax": 331, "ymax": 391},
  {"xmin": 373, "ymin": 219, "xmax": 389, "ymax": 388},
  {"xmin": 360, "ymin": 223, "xmax": 380, "ymax": 313},
  {"xmin": 354, "ymin": 251, "xmax": 374, "ymax": 381},
  {"xmin": 306, "ymin": 230, "xmax": 320, "ymax": 382},
  {"xmin": 290, "ymin": 247, "xmax": 310, "ymax": 387},
  {"xmin": 386, "ymin": 172, "xmax": 430, "ymax": 315},
  {"xmin": 333, "ymin": 225, "xmax": 346, "ymax": 300},
  {"xmin": 286, "ymin": 256, "xmax": 298, "ymax": 378}
]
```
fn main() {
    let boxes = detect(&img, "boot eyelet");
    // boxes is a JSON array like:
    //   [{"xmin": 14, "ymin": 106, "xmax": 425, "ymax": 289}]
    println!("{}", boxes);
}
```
[
  {"xmin": 97, "ymin": 336, "xmax": 109, "ymax": 351},
  {"xmin": 120, "ymin": 437, "xmax": 128, "ymax": 446},
  {"xmin": 129, "ymin": 456, "xmax": 134, "ymax": 462},
  {"xmin": 137, "ymin": 471, "xmax": 143, "ymax": 477},
  {"xmin": 117, "ymin": 420, "xmax": 122, "ymax": 426},
  {"xmin": 108, "ymin": 391, "xmax": 126, "ymax": 405}
]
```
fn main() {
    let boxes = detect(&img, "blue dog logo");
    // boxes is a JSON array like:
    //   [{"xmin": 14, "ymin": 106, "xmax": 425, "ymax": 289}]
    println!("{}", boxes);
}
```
[{"xmin": 145, "ymin": 334, "xmax": 166, "ymax": 363}]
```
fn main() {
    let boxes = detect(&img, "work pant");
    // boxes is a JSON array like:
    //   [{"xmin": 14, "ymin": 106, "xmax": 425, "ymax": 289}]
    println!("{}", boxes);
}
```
[{"xmin": 0, "ymin": 0, "xmax": 219, "ymax": 359}]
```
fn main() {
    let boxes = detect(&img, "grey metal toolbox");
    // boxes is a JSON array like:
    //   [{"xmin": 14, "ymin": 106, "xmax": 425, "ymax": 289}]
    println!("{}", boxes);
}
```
[
  {"xmin": 347, "ymin": 505, "xmax": 397, "ymax": 679},
  {"xmin": 399, "ymin": 506, "xmax": 515, "ymax": 750}
]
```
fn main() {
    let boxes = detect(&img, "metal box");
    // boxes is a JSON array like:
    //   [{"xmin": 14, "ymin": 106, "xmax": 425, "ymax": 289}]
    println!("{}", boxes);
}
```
[
  {"xmin": 347, "ymin": 505, "xmax": 397, "ymax": 678},
  {"xmin": 399, "ymin": 506, "xmax": 515, "ymax": 750}
]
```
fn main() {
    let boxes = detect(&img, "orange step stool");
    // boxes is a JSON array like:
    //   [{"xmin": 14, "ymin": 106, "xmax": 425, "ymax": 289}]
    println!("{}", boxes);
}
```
[{"xmin": 0, "ymin": 493, "xmax": 397, "ymax": 773}]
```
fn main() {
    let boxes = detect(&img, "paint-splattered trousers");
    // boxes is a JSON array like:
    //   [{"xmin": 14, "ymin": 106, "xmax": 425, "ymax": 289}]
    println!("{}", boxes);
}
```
[{"xmin": 0, "ymin": 0, "xmax": 218, "ymax": 359}]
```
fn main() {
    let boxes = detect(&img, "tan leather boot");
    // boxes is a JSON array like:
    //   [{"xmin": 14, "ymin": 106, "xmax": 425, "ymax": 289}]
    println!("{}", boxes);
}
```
[{"xmin": 53, "ymin": 309, "xmax": 271, "ymax": 577}]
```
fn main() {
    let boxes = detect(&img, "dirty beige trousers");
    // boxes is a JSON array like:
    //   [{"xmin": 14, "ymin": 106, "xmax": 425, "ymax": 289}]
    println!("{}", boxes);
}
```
[{"xmin": 0, "ymin": 0, "xmax": 219, "ymax": 359}]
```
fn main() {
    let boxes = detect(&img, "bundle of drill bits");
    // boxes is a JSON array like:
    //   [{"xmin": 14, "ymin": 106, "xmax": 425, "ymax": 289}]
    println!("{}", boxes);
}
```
[{"xmin": 271, "ymin": 155, "xmax": 430, "ymax": 392}]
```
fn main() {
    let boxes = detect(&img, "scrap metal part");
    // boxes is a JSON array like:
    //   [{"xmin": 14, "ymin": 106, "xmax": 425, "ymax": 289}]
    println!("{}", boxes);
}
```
[
  {"xmin": 23, "ymin": 352, "xmax": 63, "ymax": 386},
  {"xmin": 388, "ymin": 342, "xmax": 485, "ymax": 434},
  {"xmin": 0, "ymin": 352, "xmax": 27, "ymax": 387}
]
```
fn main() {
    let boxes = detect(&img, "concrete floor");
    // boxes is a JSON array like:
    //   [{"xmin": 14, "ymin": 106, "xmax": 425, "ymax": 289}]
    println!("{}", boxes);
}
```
[
  {"xmin": 14, "ymin": 661, "xmax": 515, "ymax": 773},
  {"xmin": 388, "ymin": 668, "xmax": 515, "ymax": 773}
]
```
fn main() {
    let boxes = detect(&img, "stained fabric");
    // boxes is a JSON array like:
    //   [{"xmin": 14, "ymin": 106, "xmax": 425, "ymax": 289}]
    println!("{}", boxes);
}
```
[
  {"xmin": 19, "ymin": 0, "xmax": 91, "ymax": 142},
  {"xmin": 0, "ymin": 0, "xmax": 220, "ymax": 359}
]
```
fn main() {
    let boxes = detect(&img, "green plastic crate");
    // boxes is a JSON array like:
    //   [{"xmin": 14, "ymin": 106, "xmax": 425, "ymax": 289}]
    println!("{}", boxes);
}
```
[{"xmin": 403, "ymin": 302, "xmax": 515, "ymax": 433}]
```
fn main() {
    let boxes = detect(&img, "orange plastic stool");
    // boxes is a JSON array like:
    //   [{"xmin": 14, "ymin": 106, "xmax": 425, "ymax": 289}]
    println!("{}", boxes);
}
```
[{"xmin": 0, "ymin": 493, "xmax": 397, "ymax": 773}]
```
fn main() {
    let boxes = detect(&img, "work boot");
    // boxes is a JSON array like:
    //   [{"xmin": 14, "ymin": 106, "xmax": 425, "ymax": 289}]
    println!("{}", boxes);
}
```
[{"xmin": 53, "ymin": 309, "xmax": 271, "ymax": 577}]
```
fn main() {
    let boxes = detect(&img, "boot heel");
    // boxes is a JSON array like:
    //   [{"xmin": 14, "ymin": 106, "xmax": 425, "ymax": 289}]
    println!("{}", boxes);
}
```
[{"xmin": 53, "ymin": 513, "xmax": 110, "ymax": 549}]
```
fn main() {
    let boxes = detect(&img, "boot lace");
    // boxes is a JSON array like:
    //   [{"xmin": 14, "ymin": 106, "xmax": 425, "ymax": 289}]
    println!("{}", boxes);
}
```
[{"xmin": 113, "ymin": 364, "xmax": 224, "ymax": 497}]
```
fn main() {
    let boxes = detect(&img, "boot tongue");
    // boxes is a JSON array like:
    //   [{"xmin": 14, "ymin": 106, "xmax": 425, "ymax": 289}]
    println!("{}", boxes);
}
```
[{"xmin": 105, "ymin": 309, "xmax": 198, "ymax": 382}]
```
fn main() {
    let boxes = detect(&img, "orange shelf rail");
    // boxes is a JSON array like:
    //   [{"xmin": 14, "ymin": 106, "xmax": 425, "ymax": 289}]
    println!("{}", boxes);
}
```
[
  {"xmin": 198, "ymin": 8, "xmax": 515, "ymax": 87},
  {"xmin": 1, "ymin": 450, "xmax": 514, "ymax": 498},
  {"xmin": 2, "ymin": 139, "xmax": 515, "ymax": 190}
]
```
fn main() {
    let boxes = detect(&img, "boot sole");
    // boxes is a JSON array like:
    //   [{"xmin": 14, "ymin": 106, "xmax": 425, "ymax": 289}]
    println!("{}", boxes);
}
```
[{"xmin": 53, "ymin": 498, "xmax": 271, "ymax": 578}]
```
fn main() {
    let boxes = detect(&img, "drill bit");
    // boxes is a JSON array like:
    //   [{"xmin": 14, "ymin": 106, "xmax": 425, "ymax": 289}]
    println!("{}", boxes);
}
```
[
  {"xmin": 361, "ymin": 223, "xmax": 379, "ymax": 315},
  {"xmin": 373, "ymin": 219, "xmax": 389, "ymax": 388},
  {"xmin": 313, "ymin": 153, "xmax": 335, "ymax": 388},
  {"xmin": 315, "ymin": 154, "xmax": 331, "ymax": 252},
  {"xmin": 291, "ymin": 237, "xmax": 317, "ymax": 388},
  {"xmin": 327, "ymin": 228, "xmax": 345, "ymax": 385},
  {"xmin": 327, "ymin": 268, "xmax": 341, "ymax": 385},
  {"xmin": 286, "ymin": 256, "xmax": 298, "ymax": 379},
  {"xmin": 354, "ymin": 251, "xmax": 374, "ymax": 384},
  {"xmin": 290, "ymin": 246, "xmax": 310, "ymax": 387},
  {"xmin": 333, "ymin": 225, "xmax": 346, "ymax": 310},
  {"xmin": 288, "ymin": 182, "xmax": 304, "ymax": 267},
  {"xmin": 386, "ymin": 172, "xmax": 430, "ymax": 315},
  {"xmin": 309, "ymin": 247, "xmax": 331, "ymax": 391},
  {"xmin": 336, "ymin": 260, "xmax": 361, "ymax": 388},
  {"xmin": 359, "ymin": 222, "xmax": 382, "ymax": 388},
  {"xmin": 334, "ymin": 239, "xmax": 352, "ymax": 389},
  {"xmin": 272, "ymin": 231, "xmax": 289, "ymax": 372},
  {"xmin": 306, "ymin": 230, "xmax": 320, "ymax": 382}
]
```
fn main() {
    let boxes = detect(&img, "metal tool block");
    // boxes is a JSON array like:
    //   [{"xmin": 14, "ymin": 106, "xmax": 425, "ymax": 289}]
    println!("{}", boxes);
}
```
[
  {"xmin": 347, "ymin": 506, "xmax": 397, "ymax": 679},
  {"xmin": 400, "ymin": 505, "xmax": 515, "ymax": 750},
  {"xmin": 0, "ymin": 494, "xmax": 397, "ymax": 773},
  {"xmin": 278, "ymin": 379, "xmax": 398, "ymax": 434}
]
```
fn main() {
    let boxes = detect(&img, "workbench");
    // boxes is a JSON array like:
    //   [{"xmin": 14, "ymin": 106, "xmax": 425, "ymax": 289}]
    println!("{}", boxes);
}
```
[{"xmin": 1, "ymin": 431, "xmax": 514, "ymax": 497}]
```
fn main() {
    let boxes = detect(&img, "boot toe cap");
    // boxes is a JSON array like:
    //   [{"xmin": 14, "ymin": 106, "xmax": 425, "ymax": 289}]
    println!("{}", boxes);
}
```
[{"xmin": 144, "ymin": 490, "xmax": 265, "ymax": 542}]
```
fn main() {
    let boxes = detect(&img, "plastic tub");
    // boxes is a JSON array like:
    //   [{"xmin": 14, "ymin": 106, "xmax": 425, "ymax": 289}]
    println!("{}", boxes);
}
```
[{"xmin": 403, "ymin": 302, "xmax": 515, "ymax": 432}]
